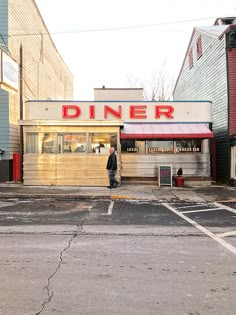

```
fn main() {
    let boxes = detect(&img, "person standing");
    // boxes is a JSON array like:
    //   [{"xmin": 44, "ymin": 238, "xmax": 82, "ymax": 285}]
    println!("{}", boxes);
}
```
[{"xmin": 106, "ymin": 147, "xmax": 119, "ymax": 188}]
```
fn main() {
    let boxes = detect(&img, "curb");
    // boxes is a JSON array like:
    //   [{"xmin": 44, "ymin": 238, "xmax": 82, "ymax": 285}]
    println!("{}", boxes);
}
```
[{"xmin": 0, "ymin": 194, "xmax": 109, "ymax": 200}]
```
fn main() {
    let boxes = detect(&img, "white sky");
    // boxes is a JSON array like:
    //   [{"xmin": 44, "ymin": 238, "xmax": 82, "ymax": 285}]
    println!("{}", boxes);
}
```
[{"xmin": 35, "ymin": 0, "xmax": 236, "ymax": 100}]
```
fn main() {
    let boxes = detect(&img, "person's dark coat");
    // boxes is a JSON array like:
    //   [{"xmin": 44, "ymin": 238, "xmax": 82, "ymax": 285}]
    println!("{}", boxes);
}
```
[{"xmin": 106, "ymin": 152, "xmax": 117, "ymax": 170}]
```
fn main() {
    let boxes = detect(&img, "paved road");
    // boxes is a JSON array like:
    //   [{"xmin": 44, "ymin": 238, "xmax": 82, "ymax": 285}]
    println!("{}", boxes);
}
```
[{"xmin": 0, "ymin": 198, "xmax": 236, "ymax": 315}]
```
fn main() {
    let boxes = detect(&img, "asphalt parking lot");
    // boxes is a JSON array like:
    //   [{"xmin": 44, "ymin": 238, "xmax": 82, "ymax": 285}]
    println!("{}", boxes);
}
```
[{"xmin": 0, "ymin": 197, "xmax": 236, "ymax": 315}]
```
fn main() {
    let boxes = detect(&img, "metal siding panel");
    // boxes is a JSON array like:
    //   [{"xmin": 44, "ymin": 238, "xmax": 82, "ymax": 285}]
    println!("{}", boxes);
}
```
[{"xmin": 228, "ymin": 49, "xmax": 236, "ymax": 135}]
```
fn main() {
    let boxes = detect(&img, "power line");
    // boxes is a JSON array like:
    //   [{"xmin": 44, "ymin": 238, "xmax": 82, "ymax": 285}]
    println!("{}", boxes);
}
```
[{"xmin": 7, "ymin": 16, "xmax": 218, "ymax": 37}]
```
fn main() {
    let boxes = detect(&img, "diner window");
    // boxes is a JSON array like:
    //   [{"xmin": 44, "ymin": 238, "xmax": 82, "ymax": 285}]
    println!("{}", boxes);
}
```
[
  {"xmin": 121, "ymin": 140, "xmax": 145, "ymax": 153},
  {"xmin": 41, "ymin": 133, "xmax": 56, "ymax": 153},
  {"xmin": 57, "ymin": 133, "xmax": 87, "ymax": 153},
  {"xmin": 25, "ymin": 133, "xmax": 38, "ymax": 154},
  {"xmin": 89, "ymin": 133, "xmax": 117, "ymax": 154},
  {"xmin": 147, "ymin": 140, "xmax": 174, "ymax": 153},
  {"xmin": 176, "ymin": 139, "xmax": 201, "ymax": 153}
]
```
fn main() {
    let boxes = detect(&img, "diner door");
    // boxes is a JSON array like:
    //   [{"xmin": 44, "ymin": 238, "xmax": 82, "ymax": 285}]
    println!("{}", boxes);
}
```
[{"xmin": 231, "ymin": 146, "xmax": 236, "ymax": 178}]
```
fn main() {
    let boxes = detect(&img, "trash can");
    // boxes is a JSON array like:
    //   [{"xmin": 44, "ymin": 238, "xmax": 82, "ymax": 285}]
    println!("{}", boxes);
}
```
[
  {"xmin": 0, "ymin": 160, "xmax": 13, "ymax": 181},
  {"xmin": 175, "ymin": 176, "xmax": 184, "ymax": 187}
]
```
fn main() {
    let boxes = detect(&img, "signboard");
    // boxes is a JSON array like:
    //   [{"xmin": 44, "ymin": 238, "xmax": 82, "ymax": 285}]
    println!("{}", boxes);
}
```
[
  {"xmin": 0, "ymin": 50, "xmax": 19, "ymax": 92},
  {"xmin": 158, "ymin": 165, "xmax": 172, "ymax": 187},
  {"xmin": 24, "ymin": 101, "xmax": 212, "ymax": 123}
]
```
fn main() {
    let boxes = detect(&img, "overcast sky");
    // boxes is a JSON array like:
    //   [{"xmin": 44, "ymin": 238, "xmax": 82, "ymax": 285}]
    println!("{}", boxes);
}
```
[{"xmin": 35, "ymin": 0, "xmax": 236, "ymax": 100}]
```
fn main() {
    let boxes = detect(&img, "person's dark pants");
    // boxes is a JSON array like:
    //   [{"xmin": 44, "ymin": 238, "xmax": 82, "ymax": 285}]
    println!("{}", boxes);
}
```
[{"xmin": 108, "ymin": 170, "xmax": 119, "ymax": 187}]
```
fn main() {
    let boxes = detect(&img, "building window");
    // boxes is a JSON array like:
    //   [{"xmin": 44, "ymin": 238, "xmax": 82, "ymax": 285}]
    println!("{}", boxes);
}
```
[
  {"xmin": 120, "ymin": 139, "xmax": 202, "ymax": 154},
  {"xmin": 89, "ymin": 133, "xmax": 117, "ymax": 154},
  {"xmin": 176, "ymin": 139, "xmax": 201, "ymax": 153},
  {"xmin": 188, "ymin": 49, "xmax": 193, "ymax": 69},
  {"xmin": 121, "ymin": 140, "xmax": 145, "ymax": 153},
  {"xmin": 25, "ymin": 133, "xmax": 39, "ymax": 153},
  {"xmin": 57, "ymin": 133, "xmax": 87, "ymax": 153},
  {"xmin": 196, "ymin": 35, "xmax": 202, "ymax": 59},
  {"xmin": 147, "ymin": 140, "xmax": 174, "ymax": 153},
  {"xmin": 41, "ymin": 133, "xmax": 56, "ymax": 153}
]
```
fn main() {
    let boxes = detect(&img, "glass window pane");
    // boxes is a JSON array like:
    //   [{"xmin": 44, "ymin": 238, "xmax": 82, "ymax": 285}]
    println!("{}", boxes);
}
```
[
  {"xmin": 40, "ymin": 133, "xmax": 56, "ymax": 154},
  {"xmin": 176, "ymin": 139, "xmax": 201, "ymax": 153},
  {"xmin": 147, "ymin": 140, "xmax": 174, "ymax": 153},
  {"xmin": 26, "ymin": 133, "xmax": 38, "ymax": 154},
  {"xmin": 58, "ymin": 133, "xmax": 87, "ymax": 153},
  {"xmin": 121, "ymin": 140, "xmax": 145, "ymax": 153},
  {"xmin": 89, "ymin": 133, "xmax": 117, "ymax": 154}
]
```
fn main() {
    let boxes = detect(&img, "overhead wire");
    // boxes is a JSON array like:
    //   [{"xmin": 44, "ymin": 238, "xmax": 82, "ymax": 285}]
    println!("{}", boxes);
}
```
[{"xmin": 6, "ymin": 16, "xmax": 218, "ymax": 37}]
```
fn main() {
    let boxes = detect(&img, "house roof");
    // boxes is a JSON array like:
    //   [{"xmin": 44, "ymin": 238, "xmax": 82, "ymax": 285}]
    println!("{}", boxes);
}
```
[
  {"xmin": 196, "ymin": 25, "xmax": 229, "ymax": 38},
  {"xmin": 173, "ymin": 23, "xmax": 236, "ymax": 94}
]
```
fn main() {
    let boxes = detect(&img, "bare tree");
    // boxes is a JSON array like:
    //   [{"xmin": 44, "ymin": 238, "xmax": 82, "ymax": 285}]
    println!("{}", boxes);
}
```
[{"xmin": 127, "ymin": 61, "xmax": 174, "ymax": 101}]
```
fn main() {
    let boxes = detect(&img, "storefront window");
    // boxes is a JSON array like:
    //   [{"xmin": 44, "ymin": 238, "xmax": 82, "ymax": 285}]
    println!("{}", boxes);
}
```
[
  {"xmin": 41, "ymin": 133, "xmax": 56, "ymax": 153},
  {"xmin": 176, "ymin": 139, "xmax": 201, "ymax": 153},
  {"xmin": 58, "ymin": 133, "xmax": 87, "ymax": 153},
  {"xmin": 89, "ymin": 133, "xmax": 117, "ymax": 154},
  {"xmin": 147, "ymin": 140, "xmax": 174, "ymax": 153},
  {"xmin": 26, "ymin": 133, "xmax": 38, "ymax": 154},
  {"xmin": 121, "ymin": 140, "xmax": 145, "ymax": 153}
]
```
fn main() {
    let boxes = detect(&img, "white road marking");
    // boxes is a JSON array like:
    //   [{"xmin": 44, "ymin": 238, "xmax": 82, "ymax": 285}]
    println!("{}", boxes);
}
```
[
  {"xmin": 107, "ymin": 200, "xmax": 114, "ymax": 215},
  {"xmin": 216, "ymin": 230, "xmax": 236, "ymax": 238},
  {"xmin": 177, "ymin": 204, "xmax": 206, "ymax": 209},
  {"xmin": 0, "ymin": 201, "xmax": 17, "ymax": 208},
  {"xmin": 181, "ymin": 208, "xmax": 223, "ymax": 214},
  {"xmin": 163, "ymin": 203, "xmax": 236, "ymax": 255},
  {"xmin": 213, "ymin": 202, "xmax": 236, "ymax": 214}
]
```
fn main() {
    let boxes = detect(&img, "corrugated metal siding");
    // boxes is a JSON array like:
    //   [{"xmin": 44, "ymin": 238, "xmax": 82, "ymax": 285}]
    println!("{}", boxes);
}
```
[
  {"xmin": 174, "ymin": 30, "xmax": 230, "ymax": 182},
  {"xmin": 228, "ymin": 49, "xmax": 236, "ymax": 135}
]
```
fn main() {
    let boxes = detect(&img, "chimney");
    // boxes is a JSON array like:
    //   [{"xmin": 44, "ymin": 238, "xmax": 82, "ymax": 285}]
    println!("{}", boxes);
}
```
[{"xmin": 214, "ymin": 17, "xmax": 236, "ymax": 25}]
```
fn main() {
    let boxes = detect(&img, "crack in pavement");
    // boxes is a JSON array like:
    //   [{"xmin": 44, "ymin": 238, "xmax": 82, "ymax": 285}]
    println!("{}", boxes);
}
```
[{"xmin": 34, "ymin": 219, "xmax": 86, "ymax": 315}]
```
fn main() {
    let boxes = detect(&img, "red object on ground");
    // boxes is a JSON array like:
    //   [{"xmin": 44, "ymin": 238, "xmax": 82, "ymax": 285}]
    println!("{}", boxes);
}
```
[
  {"xmin": 175, "ymin": 176, "xmax": 184, "ymax": 187},
  {"xmin": 13, "ymin": 153, "xmax": 21, "ymax": 181}
]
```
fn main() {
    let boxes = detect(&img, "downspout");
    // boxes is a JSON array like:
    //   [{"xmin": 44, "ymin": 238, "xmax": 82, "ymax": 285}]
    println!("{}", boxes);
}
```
[{"xmin": 19, "ymin": 44, "xmax": 23, "ymax": 182}]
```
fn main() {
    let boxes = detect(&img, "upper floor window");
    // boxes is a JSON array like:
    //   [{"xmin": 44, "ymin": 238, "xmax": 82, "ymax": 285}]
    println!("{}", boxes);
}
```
[
  {"xmin": 188, "ymin": 49, "xmax": 193, "ymax": 69},
  {"xmin": 196, "ymin": 35, "xmax": 202, "ymax": 59}
]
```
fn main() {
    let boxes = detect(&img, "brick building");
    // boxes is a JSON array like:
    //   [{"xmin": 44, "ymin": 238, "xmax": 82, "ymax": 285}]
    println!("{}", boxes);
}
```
[{"xmin": 0, "ymin": 0, "xmax": 73, "ymax": 180}]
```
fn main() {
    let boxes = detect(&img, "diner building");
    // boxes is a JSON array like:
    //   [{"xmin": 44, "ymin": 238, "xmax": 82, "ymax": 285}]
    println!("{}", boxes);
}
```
[{"xmin": 20, "ymin": 88, "xmax": 214, "ymax": 186}]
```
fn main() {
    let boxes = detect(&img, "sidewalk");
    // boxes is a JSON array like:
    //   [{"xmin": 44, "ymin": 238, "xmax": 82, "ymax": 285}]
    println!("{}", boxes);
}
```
[{"xmin": 0, "ymin": 182, "xmax": 235, "ymax": 202}]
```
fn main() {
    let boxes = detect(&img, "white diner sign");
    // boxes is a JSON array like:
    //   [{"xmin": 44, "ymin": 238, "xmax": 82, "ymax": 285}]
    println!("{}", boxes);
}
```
[{"xmin": 24, "ymin": 101, "xmax": 212, "ymax": 123}]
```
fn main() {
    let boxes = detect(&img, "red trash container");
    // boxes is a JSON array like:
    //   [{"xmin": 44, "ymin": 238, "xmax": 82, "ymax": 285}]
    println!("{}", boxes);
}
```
[
  {"xmin": 175, "ymin": 176, "xmax": 184, "ymax": 187},
  {"xmin": 13, "ymin": 153, "xmax": 21, "ymax": 181}
]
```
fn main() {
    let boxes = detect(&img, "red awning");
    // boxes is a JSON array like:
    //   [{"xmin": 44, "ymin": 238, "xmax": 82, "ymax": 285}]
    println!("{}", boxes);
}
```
[{"xmin": 120, "ymin": 123, "xmax": 213, "ymax": 139}]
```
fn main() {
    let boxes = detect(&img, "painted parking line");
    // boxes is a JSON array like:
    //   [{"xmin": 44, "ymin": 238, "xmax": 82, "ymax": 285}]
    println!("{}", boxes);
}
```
[
  {"xmin": 163, "ymin": 203, "xmax": 236, "ymax": 255},
  {"xmin": 107, "ymin": 200, "xmax": 114, "ymax": 215},
  {"xmin": 214, "ymin": 202, "xmax": 236, "ymax": 214},
  {"xmin": 181, "ymin": 208, "xmax": 224, "ymax": 214},
  {"xmin": 177, "ymin": 203, "xmax": 206, "ymax": 209},
  {"xmin": 216, "ymin": 230, "xmax": 236, "ymax": 238}
]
